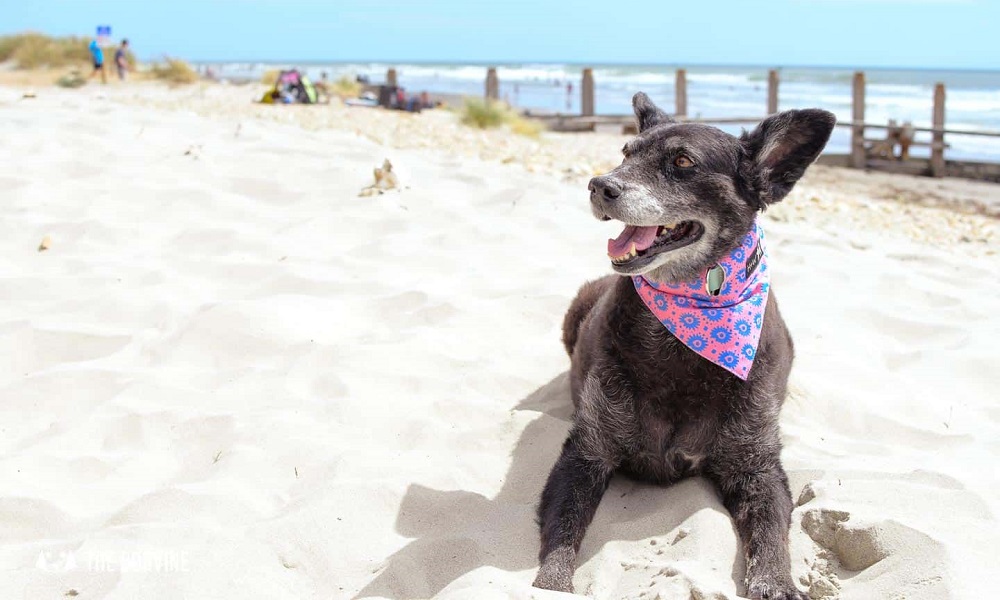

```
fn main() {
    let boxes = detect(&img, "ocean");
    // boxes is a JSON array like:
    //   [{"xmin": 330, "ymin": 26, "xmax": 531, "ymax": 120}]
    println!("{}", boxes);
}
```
[{"xmin": 203, "ymin": 62, "xmax": 1000, "ymax": 161}]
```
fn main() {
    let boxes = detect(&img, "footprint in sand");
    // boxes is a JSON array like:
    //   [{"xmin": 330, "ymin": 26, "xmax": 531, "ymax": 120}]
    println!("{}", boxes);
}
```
[
  {"xmin": 0, "ymin": 323, "xmax": 131, "ymax": 380},
  {"xmin": 798, "ymin": 504, "xmax": 946, "ymax": 598},
  {"xmin": 625, "ymin": 565, "xmax": 728, "ymax": 600}
]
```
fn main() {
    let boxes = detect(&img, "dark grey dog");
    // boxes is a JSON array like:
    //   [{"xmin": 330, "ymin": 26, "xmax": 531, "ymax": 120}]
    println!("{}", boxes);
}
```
[{"xmin": 532, "ymin": 93, "xmax": 834, "ymax": 599}]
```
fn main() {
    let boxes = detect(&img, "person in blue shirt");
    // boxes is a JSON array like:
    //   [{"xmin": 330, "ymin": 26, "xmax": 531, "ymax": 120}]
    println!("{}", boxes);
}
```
[{"xmin": 88, "ymin": 40, "xmax": 106, "ymax": 83}]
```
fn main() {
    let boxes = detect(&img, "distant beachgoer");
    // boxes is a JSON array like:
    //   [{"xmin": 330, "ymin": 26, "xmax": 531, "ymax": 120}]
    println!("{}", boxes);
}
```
[
  {"xmin": 88, "ymin": 40, "xmax": 106, "ymax": 84},
  {"xmin": 115, "ymin": 39, "xmax": 130, "ymax": 81},
  {"xmin": 314, "ymin": 71, "xmax": 330, "ymax": 99}
]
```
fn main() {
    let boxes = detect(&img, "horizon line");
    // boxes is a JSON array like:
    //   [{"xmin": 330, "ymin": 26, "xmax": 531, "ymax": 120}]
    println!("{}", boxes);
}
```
[{"xmin": 177, "ymin": 58, "xmax": 1000, "ymax": 74}]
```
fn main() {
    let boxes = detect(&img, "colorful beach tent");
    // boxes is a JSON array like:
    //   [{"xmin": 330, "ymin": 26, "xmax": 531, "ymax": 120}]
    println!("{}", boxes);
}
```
[{"xmin": 260, "ymin": 70, "xmax": 318, "ymax": 105}]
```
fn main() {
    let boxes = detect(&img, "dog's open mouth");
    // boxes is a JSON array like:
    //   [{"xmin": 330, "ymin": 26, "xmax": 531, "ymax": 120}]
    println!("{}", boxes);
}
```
[{"xmin": 607, "ymin": 221, "xmax": 704, "ymax": 266}]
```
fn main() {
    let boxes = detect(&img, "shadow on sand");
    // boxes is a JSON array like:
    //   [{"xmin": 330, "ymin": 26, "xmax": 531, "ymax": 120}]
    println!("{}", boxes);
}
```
[{"xmin": 355, "ymin": 372, "xmax": 739, "ymax": 599}]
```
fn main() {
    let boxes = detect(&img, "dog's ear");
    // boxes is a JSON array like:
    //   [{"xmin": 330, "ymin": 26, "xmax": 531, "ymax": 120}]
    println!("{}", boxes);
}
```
[
  {"xmin": 740, "ymin": 109, "xmax": 835, "ymax": 208},
  {"xmin": 632, "ymin": 92, "xmax": 672, "ymax": 132}
]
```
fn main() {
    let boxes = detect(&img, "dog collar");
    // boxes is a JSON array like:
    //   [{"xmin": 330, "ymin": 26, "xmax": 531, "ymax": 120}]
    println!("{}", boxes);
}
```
[{"xmin": 632, "ymin": 221, "xmax": 770, "ymax": 380}]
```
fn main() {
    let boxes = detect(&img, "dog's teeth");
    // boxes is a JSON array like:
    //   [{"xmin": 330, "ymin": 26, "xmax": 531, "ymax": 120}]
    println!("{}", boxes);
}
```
[
  {"xmin": 662, "ymin": 222, "xmax": 678, "ymax": 231},
  {"xmin": 628, "ymin": 243, "xmax": 637, "ymax": 257}
]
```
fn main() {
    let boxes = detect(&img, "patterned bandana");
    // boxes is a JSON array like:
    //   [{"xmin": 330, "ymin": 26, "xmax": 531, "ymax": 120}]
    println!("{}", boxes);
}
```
[{"xmin": 632, "ymin": 221, "xmax": 770, "ymax": 380}]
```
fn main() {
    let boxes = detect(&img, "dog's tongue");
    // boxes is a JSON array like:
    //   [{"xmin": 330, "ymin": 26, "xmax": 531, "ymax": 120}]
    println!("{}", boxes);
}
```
[{"xmin": 608, "ymin": 225, "xmax": 659, "ymax": 257}]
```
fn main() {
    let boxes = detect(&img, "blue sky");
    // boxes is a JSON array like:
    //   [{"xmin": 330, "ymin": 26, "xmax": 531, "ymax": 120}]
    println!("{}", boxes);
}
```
[{"xmin": 3, "ymin": 0, "xmax": 998, "ymax": 69}]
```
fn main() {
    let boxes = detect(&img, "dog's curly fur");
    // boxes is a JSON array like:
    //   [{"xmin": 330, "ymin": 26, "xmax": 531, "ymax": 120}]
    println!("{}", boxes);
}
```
[{"xmin": 532, "ymin": 93, "xmax": 834, "ymax": 600}]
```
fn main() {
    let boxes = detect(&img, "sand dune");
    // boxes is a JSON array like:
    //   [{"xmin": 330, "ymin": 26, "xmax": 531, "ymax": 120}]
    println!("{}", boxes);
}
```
[{"xmin": 0, "ymin": 84, "xmax": 997, "ymax": 600}]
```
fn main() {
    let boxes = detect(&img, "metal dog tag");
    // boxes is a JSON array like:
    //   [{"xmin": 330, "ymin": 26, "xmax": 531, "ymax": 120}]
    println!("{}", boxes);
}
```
[{"xmin": 706, "ymin": 264, "xmax": 725, "ymax": 297}]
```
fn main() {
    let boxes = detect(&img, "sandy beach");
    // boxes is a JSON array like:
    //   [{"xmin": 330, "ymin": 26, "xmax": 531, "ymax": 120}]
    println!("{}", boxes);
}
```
[{"xmin": 0, "ymin": 81, "xmax": 997, "ymax": 600}]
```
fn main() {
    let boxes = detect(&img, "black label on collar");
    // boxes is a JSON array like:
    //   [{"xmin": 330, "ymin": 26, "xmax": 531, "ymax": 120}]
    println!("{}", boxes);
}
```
[{"xmin": 745, "ymin": 241, "xmax": 763, "ymax": 279}]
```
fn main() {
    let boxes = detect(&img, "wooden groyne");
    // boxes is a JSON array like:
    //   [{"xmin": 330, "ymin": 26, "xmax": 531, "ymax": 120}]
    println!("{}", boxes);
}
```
[{"xmin": 375, "ymin": 67, "xmax": 1000, "ymax": 182}]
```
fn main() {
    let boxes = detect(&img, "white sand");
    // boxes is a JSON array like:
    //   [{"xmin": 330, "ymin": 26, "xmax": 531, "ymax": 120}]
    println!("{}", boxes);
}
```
[{"xmin": 0, "ymin": 83, "xmax": 997, "ymax": 600}]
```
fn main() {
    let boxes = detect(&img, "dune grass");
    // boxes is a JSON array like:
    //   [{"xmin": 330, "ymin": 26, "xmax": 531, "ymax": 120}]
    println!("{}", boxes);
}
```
[
  {"xmin": 329, "ymin": 75, "xmax": 362, "ymax": 99},
  {"xmin": 461, "ymin": 98, "xmax": 508, "ymax": 128},
  {"xmin": 460, "ymin": 98, "xmax": 544, "ymax": 138},
  {"xmin": 150, "ymin": 58, "xmax": 199, "ymax": 84},
  {"xmin": 0, "ymin": 32, "xmax": 93, "ymax": 69}
]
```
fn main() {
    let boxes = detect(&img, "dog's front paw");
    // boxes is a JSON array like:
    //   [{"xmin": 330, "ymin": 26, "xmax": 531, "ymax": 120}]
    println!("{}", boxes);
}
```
[{"xmin": 747, "ymin": 577, "xmax": 810, "ymax": 600}]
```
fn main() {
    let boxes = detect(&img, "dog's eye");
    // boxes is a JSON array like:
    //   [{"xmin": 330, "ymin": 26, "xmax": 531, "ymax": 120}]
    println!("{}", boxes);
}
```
[
  {"xmin": 621, "ymin": 145, "xmax": 630, "ymax": 158},
  {"xmin": 674, "ymin": 155, "xmax": 695, "ymax": 168}
]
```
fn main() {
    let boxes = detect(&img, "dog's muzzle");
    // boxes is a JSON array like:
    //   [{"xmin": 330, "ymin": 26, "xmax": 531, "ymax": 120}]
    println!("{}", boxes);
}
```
[{"xmin": 589, "ymin": 175, "xmax": 622, "ymax": 216}]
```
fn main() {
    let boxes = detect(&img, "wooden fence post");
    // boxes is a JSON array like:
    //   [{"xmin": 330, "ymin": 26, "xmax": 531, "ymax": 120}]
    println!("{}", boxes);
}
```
[
  {"xmin": 767, "ymin": 69, "xmax": 779, "ymax": 114},
  {"xmin": 386, "ymin": 68, "xmax": 397, "ymax": 87},
  {"xmin": 485, "ymin": 67, "xmax": 499, "ymax": 101},
  {"xmin": 851, "ymin": 72, "xmax": 866, "ymax": 169},
  {"xmin": 581, "ymin": 68, "xmax": 595, "ymax": 116},
  {"xmin": 931, "ymin": 83, "xmax": 946, "ymax": 177},
  {"xmin": 675, "ymin": 69, "xmax": 687, "ymax": 118}
]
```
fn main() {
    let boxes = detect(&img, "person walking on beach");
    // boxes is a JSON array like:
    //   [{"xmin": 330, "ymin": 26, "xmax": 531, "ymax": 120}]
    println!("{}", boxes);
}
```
[
  {"xmin": 115, "ymin": 39, "xmax": 130, "ymax": 81},
  {"xmin": 88, "ymin": 40, "xmax": 106, "ymax": 84}
]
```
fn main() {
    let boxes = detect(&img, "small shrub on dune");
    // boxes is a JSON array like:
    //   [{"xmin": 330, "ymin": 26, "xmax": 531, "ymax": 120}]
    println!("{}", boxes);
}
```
[
  {"xmin": 330, "ymin": 75, "xmax": 362, "ymax": 99},
  {"xmin": 461, "ymin": 98, "xmax": 509, "ymax": 129},
  {"xmin": 461, "ymin": 98, "xmax": 545, "ymax": 137},
  {"xmin": 56, "ymin": 69, "xmax": 87, "ymax": 88},
  {"xmin": 151, "ymin": 58, "xmax": 199, "ymax": 84}
]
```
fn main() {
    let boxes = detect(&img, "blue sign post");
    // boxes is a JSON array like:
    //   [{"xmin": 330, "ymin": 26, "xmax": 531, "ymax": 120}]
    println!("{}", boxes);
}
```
[{"xmin": 96, "ymin": 25, "xmax": 111, "ymax": 47}]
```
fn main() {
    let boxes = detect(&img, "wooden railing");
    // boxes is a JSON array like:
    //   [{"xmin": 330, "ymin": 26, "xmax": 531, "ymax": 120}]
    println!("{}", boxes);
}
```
[{"xmin": 375, "ymin": 66, "xmax": 1000, "ymax": 180}]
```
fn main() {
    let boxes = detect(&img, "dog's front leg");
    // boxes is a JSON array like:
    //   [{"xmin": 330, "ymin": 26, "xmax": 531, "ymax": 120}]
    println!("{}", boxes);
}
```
[
  {"xmin": 712, "ymin": 464, "xmax": 808, "ymax": 600},
  {"xmin": 533, "ymin": 433, "xmax": 612, "ymax": 593}
]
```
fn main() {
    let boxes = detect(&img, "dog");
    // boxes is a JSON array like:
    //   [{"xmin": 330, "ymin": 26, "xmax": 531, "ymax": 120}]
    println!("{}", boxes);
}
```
[{"xmin": 532, "ymin": 92, "xmax": 834, "ymax": 599}]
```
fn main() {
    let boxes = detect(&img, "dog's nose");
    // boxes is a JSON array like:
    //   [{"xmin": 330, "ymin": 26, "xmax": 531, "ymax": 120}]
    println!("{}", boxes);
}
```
[{"xmin": 589, "ymin": 176, "xmax": 622, "ymax": 202}]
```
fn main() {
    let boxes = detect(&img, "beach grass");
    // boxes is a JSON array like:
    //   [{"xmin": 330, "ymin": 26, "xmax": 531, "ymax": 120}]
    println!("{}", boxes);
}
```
[
  {"xmin": 329, "ymin": 75, "xmax": 362, "ymax": 99},
  {"xmin": 461, "ymin": 98, "xmax": 508, "ymax": 128},
  {"xmin": 150, "ymin": 58, "xmax": 199, "ymax": 84},
  {"xmin": 0, "ymin": 32, "xmax": 92, "ymax": 69},
  {"xmin": 461, "ymin": 98, "xmax": 544, "ymax": 137}
]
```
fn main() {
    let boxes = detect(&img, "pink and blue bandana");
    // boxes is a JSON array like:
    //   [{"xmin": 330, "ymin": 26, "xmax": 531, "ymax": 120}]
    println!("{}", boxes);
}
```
[{"xmin": 632, "ymin": 221, "xmax": 770, "ymax": 380}]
